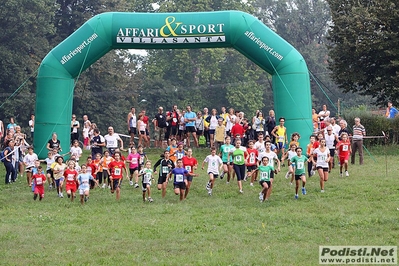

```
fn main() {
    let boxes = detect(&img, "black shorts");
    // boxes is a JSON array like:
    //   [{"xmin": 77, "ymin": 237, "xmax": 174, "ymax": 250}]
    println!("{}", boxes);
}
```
[
  {"xmin": 223, "ymin": 162, "xmax": 233, "ymax": 165},
  {"xmin": 111, "ymin": 179, "xmax": 122, "ymax": 191},
  {"xmin": 145, "ymin": 129, "xmax": 149, "ymax": 136},
  {"xmin": 247, "ymin": 165, "xmax": 257, "ymax": 172},
  {"xmin": 108, "ymin": 147, "xmax": 117, "ymax": 155},
  {"xmin": 142, "ymin": 182, "xmax": 150, "ymax": 192},
  {"xmin": 129, "ymin": 127, "xmax": 137, "ymax": 135},
  {"xmin": 46, "ymin": 169, "xmax": 54, "ymax": 178},
  {"xmin": 316, "ymin": 166, "xmax": 329, "ymax": 172},
  {"xmin": 174, "ymin": 182, "xmax": 186, "ymax": 190},
  {"xmin": 295, "ymin": 174, "xmax": 305, "ymax": 181},
  {"xmin": 208, "ymin": 129, "xmax": 215, "ymax": 135},
  {"xmin": 208, "ymin": 172, "xmax": 219, "ymax": 178},
  {"xmin": 186, "ymin": 126, "xmax": 196, "ymax": 133},
  {"xmin": 270, "ymin": 171, "xmax": 275, "ymax": 179},
  {"xmin": 140, "ymin": 130, "xmax": 146, "ymax": 135},
  {"xmin": 170, "ymin": 126, "xmax": 178, "ymax": 136},
  {"xmin": 259, "ymin": 180, "xmax": 271, "ymax": 187},
  {"xmin": 196, "ymin": 130, "xmax": 203, "ymax": 136},
  {"xmin": 329, "ymin": 148, "xmax": 335, "ymax": 157},
  {"xmin": 129, "ymin": 167, "xmax": 139, "ymax": 175},
  {"xmin": 186, "ymin": 174, "xmax": 194, "ymax": 182},
  {"xmin": 158, "ymin": 175, "xmax": 167, "ymax": 184}
]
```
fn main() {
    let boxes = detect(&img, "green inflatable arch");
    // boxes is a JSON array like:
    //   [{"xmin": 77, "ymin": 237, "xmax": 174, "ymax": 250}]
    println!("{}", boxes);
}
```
[{"xmin": 34, "ymin": 10, "xmax": 312, "ymax": 158}]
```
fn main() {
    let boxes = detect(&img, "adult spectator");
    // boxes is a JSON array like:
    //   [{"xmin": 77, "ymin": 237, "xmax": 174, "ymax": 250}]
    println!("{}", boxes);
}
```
[
  {"xmin": 7, "ymin": 117, "xmax": 17, "ymax": 134},
  {"xmin": 311, "ymin": 108, "xmax": 319, "ymax": 132},
  {"xmin": 13, "ymin": 126, "xmax": 26, "ymax": 176},
  {"xmin": 82, "ymin": 115, "xmax": 91, "ymax": 127},
  {"xmin": 140, "ymin": 110, "xmax": 150, "ymax": 143},
  {"xmin": 184, "ymin": 105, "xmax": 198, "ymax": 148},
  {"xmin": 338, "ymin": 119, "xmax": 350, "ymax": 140},
  {"xmin": 195, "ymin": 111, "xmax": 204, "ymax": 137},
  {"xmin": 220, "ymin": 106, "xmax": 228, "ymax": 127},
  {"xmin": 318, "ymin": 104, "xmax": 330, "ymax": 129},
  {"xmin": 166, "ymin": 105, "xmax": 179, "ymax": 143},
  {"xmin": 230, "ymin": 118, "xmax": 245, "ymax": 144},
  {"xmin": 153, "ymin": 106, "xmax": 167, "ymax": 149},
  {"xmin": 325, "ymin": 126, "xmax": 338, "ymax": 171},
  {"xmin": 70, "ymin": 114, "xmax": 80, "ymax": 143},
  {"xmin": 91, "ymin": 128, "xmax": 105, "ymax": 159},
  {"xmin": 265, "ymin": 110, "xmax": 276, "ymax": 142},
  {"xmin": 203, "ymin": 107, "xmax": 210, "ymax": 146},
  {"xmin": 28, "ymin": 114, "xmax": 35, "ymax": 141},
  {"xmin": 253, "ymin": 111, "xmax": 265, "ymax": 140},
  {"xmin": 47, "ymin": 133, "xmax": 62, "ymax": 152},
  {"xmin": 0, "ymin": 118, "xmax": 4, "ymax": 143},
  {"xmin": 205, "ymin": 108, "xmax": 221, "ymax": 148},
  {"xmin": 127, "ymin": 107, "xmax": 137, "ymax": 145},
  {"xmin": 3, "ymin": 139, "xmax": 16, "ymax": 184},
  {"xmin": 386, "ymin": 101, "xmax": 398, "ymax": 119},
  {"xmin": 104, "ymin": 126, "xmax": 123, "ymax": 155},
  {"xmin": 351, "ymin": 117, "xmax": 366, "ymax": 165},
  {"xmin": 225, "ymin": 108, "xmax": 236, "ymax": 137},
  {"xmin": 330, "ymin": 117, "xmax": 341, "ymax": 136}
]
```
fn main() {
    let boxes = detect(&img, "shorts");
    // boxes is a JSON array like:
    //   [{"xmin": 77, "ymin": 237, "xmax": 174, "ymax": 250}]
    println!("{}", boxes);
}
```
[
  {"xmin": 208, "ymin": 172, "xmax": 219, "ymax": 178},
  {"xmin": 208, "ymin": 129, "xmax": 215, "ymax": 135},
  {"xmin": 270, "ymin": 171, "xmax": 275, "ymax": 179},
  {"xmin": 145, "ymin": 129, "xmax": 149, "ymax": 136},
  {"xmin": 186, "ymin": 174, "xmax": 194, "ymax": 182},
  {"xmin": 170, "ymin": 126, "xmax": 178, "ymax": 136},
  {"xmin": 108, "ymin": 147, "xmax": 117, "ymax": 155},
  {"xmin": 55, "ymin": 178, "xmax": 64, "ymax": 187},
  {"xmin": 223, "ymin": 162, "xmax": 233, "ymax": 165},
  {"xmin": 196, "ymin": 130, "xmax": 203, "ymax": 136},
  {"xmin": 316, "ymin": 166, "xmax": 329, "ymax": 172},
  {"xmin": 295, "ymin": 174, "xmax": 305, "ymax": 181},
  {"xmin": 25, "ymin": 166, "xmax": 33, "ymax": 173},
  {"xmin": 140, "ymin": 130, "xmax": 146, "ymax": 135},
  {"xmin": 158, "ymin": 175, "xmax": 167, "ymax": 184},
  {"xmin": 329, "ymin": 148, "xmax": 335, "ymax": 157},
  {"xmin": 142, "ymin": 182, "xmax": 150, "ymax": 192},
  {"xmin": 246, "ymin": 165, "xmax": 257, "ymax": 172},
  {"xmin": 276, "ymin": 142, "xmax": 284, "ymax": 150},
  {"xmin": 259, "ymin": 180, "xmax": 271, "ymax": 187},
  {"xmin": 185, "ymin": 126, "xmax": 196, "ymax": 133},
  {"xmin": 339, "ymin": 155, "xmax": 349, "ymax": 164},
  {"xmin": 84, "ymin": 137, "xmax": 89, "ymax": 146},
  {"xmin": 129, "ymin": 127, "xmax": 137, "ymax": 135},
  {"xmin": 66, "ymin": 184, "xmax": 77, "ymax": 193},
  {"xmin": 34, "ymin": 186, "xmax": 44, "ymax": 196},
  {"xmin": 79, "ymin": 185, "xmax": 90, "ymax": 195},
  {"xmin": 46, "ymin": 169, "xmax": 54, "ymax": 178},
  {"xmin": 155, "ymin": 128, "xmax": 166, "ymax": 141},
  {"xmin": 129, "ymin": 167, "xmax": 139, "ymax": 175},
  {"xmin": 174, "ymin": 182, "xmax": 186, "ymax": 190},
  {"xmin": 111, "ymin": 178, "xmax": 122, "ymax": 190}
]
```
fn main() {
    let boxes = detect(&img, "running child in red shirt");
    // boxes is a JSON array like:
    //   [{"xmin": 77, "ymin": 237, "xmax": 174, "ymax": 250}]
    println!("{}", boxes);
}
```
[
  {"xmin": 32, "ymin": 166, "xmax": 46, "ymax": 201},
  {"xmin": 336, "ymin": 132, "xmax": 352, "ymax": 177},
  {"xmin": 107, "ymin": 151, "xmax": 127, "ymax": 200},
  {"xmin": 182, "ymin": 148, "xmax": 198, "ymax": 199},
  {"xmin": 64, "ymin": 161, "xmax": 79, "ymax": 202},
  {"xmin": 245, "ymin": 140, "xmax": 259, "ymax": 186}
]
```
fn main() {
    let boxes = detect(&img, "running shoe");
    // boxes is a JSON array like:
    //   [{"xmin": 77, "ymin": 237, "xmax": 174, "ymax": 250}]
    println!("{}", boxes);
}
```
[
  {"xmin": 345, "ymin": 171, "xmax": 349, "ymax": 177},
  {"xmin": 148, "ymin": 197, "xmax": 154, "ymax": 203},
  {"xmin": 310, "ymin": 170, "xmax": 315, "ymax": 176},
  {"xmin": 129, "ymin": 180, "xmax": 134, "ymax": 186},
  {"xmin": 208, "ymin": 189, "xmax": 212, "ymax": 196},
  {"xmin": 340, "ymin": 172, "xmax": 343, "ymax": 177},
  {"xmin": 250, "ymin": 183, "xmax": 254, "ymax": 187},
  {"xmin": 285, "ymin": 172, "xmax": 290, "ymax": 179},
  {"xmin": 320, "ymin": 190, "xmax": 325, "ymax": 193},
  {"xmin": 239, "ymin": 189, "xmax": 244, "ymax": 194},
  {"xmin": 302, "ymin": 187, "xmax": 307, "ymax": 195},
  {"xmin": 259, "ymin": 192, "xmax": 263, "ymax": 202},
  {"xmin": 220, "ymin": 172, "xmax": 224, "ymax": 179},
  {"xmin": 295, "ymin": 194, "xmax": 298, "ymax": 199},
  {"xmin": 84, "ymin": 196, "xmax": 88, "ymax": 202},
  {"xmin": 59, "ymin": 192, "xmax": 64, "ymax": 198},
  {"xmin": 101, "ymin": 184, "xmax": 106, "ymax": 188},
  {"xmin": 134, "ymin": 183, "xmax": 139, "ymax": 188}
]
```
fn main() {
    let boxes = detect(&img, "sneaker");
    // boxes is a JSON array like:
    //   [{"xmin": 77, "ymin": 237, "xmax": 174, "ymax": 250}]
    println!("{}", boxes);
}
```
[
  {"xmin": 295, "ymin": 194, "xmax": 299, "ymax": 199},
  {"xmin": 33, "ymin": 194, "xmax": 38, "ymax": 200},
  {"xmin": 340, "ymin": 172, "xmax": 343, "ymax": 177},
  {"xmin": 220, "ymin": 172, "xmax": 225, "ymax": 179},
  {"xmin": 129, "ymin": 180, "xmax": 134, "ymax": 186},
  {"xmin": 345, "ymin": 171, "xmax": 349, "ymax": 177},
  {"xmin": 59, "ymin": 192, "xmax": 64, "ymax": 198},
  {"xmin": 250, "ymin": 183, "xmax": 254, "ymax": 187},
  {"xmin": 239, "ymin": 189, "xmax": 244, "ymax": 194},
  {"xmin": 290, "ymin": 182, "xmax": 293, "ymax": 186},
  {"xmin": 49, "ymin": 184, "xmax": 53, "ymax": 189},
  {"xmin": 259, "ymin": 192, "xmax": 264, "ymax": 202},
  {"xmin": 108, "ymin": 185, "xmax": 111, "ymax": 189},
  {"xmin": 226, "ymin": 181, "xmax": 230, "ymax": 184},
  {"xmin": 302, "ymin": 187, "xmax": 307, "ymax": 195},
  {"xmin": 143, "ymin": 197, "xmax": 147, "ymax": 202},
  {"xmin": 310, "ymin": 170, "xmax": 315, "ymax": 176},
  {"xmin": 101, "ymin": 184, "xmax": 106, "ymax": 189},
  {"xmin": 320, "ymin": 190, "xmax": 325, "ymax": 193},
  {"xmin": 148, "ymin": 197, "xmax": 154, "ymax": 203},
  {"xmin": 285, "ymin": 172, "xmax": 290, "ymax": 179},
  {"xmin": 67, "ymin": 194, "xmax": 71, "ymax": 199},
  {"xmin": 134, "ymin": 183, "xmax": 139, "ymax": 188},
  {"xmin": 84, "ymin": 196, "xmax": 88, "ymax": 202}
]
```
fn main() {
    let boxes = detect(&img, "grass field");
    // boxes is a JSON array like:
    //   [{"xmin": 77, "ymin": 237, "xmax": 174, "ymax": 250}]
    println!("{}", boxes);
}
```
[{"xmin": 0, "ymin": 146, "xmax": 398, "ymax": 265}]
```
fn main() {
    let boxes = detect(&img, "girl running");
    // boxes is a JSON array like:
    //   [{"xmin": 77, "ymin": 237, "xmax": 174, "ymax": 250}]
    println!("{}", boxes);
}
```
[{"xmin": 311, "ymin": 138, "xmax": 330, "ymax": 192}]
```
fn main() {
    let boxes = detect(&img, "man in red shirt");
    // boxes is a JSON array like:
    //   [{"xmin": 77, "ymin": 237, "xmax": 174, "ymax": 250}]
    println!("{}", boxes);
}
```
[
  {"xmin": 230, "ymin": 118, "xmax": 244, "ymax": 145},
  {"xmin": 166, "ymin": 105, "xmax": 179, "ymax": 144},
  {"xmin": 107, "ymin": 152, "xmax": 127, "ymax": 200}
]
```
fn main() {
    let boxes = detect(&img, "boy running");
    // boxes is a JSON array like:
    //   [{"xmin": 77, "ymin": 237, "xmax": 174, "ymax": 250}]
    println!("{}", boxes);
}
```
[
  {"xmin": 290, "ymin": 147, "xmax": 308, "ymax": 199},
  {"xmin": 107, "ymin": 152, "xmax": 127, "ymax": 200},
  {"xmin": 202, "ymin": 147, "xmax": 223, "ymax": 196},
  {"xmin": 153, "ymin": 151, "xmax": 175, "ymax": 198},
  {"xmin": 167, "ymin": 159, "xmax": 189, "ymax": 201},
  {"xmin": 139, "ymin": 161, "xmax": 154, "ymax": 202},
  {"xmin": 336, "ymin": 132, "xmax": 352, "ymax": 177},
  {"xmin": 256, "ymin": 157, "xmax": 274, "ymax": 202},
  {"xmin": 32, "ymin": 166, "xmax": 46, "ymax": 201}
]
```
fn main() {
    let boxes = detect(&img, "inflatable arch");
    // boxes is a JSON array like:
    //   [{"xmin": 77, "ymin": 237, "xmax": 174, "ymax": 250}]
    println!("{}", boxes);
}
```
[{"xmin": 34, "ymin": 11, "xmax": 312, "ymax": 158}]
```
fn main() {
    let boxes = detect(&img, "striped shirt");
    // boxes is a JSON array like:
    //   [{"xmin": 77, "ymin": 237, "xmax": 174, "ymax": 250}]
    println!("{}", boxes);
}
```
[{"xmin": 352, "ymin": 124, "xmax": 366, "ymax": 140}]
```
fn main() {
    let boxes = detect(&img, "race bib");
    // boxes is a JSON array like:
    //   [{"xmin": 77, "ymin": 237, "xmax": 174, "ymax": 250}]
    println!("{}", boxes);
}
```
[
  {"xmin": 278, "ymin": 136, "xmax": 284, "ymax": 142},
  {"xmin": 162, "ymin": 166, "xmax": 169, "ymax": 174},
  {"xmin": 173, "ymin": 118, "xmax": 177, "ymax": 123},
  {"xmin": 185, "ymin": 166, "xmax": 191, "ymax": 172},
  {"xmin": 297, "ymin": 162, "xmax": 304, "ymax": 169},
  {"xmin": 261, "ymin": 172, "xmax": 269, "ymax": 179},
  {"xmin": 342, "ymin": 145, "xmax": 348, "ymax": 151},
  {"xmin": 249, "ymin": 154, "xmax": 255, "ymax": 164},
  {"xmin": 176, "ymin": 174, "xmax": 184, "ymax": 182},
  {"xmin": 224, "ymin": 147, "xmax": 230, "ymax": 153},
  {"xmin": 132, "ymin": 158, "xmax": 138, "ymax": 164},
  {"xmin": 108, "ymin": 140, "xmax": 115, "ymax": 146},
  {"xmin": 234, "ymin": 155, "xmax": 242, "ymax": 162},
  {"xmin": 320, "ymin": 155, "xmax": 327, "ymax": 161},
  {"xmin": 211, "ymin": 162, "xmax": 216, "ymax": 167},
  {"xmin": 114, "ymin": 168, "xmax": 121, "ymax": 175},
  {"xmin": 67, "ymin": 174, "xmax": 75, "ymax": 181},
  {"xmin": 177, "ymin": 153, "xmax": 183, "ymax": 159},
  {"xmin": 144, "ymin": 173, "xmax": 151, "ymax": 181},
  {"xmin": 36, "ymin": 177, "xmax": 43, "ymax": 185}
]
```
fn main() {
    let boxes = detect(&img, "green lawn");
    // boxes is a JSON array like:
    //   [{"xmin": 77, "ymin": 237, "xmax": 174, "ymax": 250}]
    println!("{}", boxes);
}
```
[{"xmin": 0, "ymin": 146, "xmax": 398, "ymax": 265}]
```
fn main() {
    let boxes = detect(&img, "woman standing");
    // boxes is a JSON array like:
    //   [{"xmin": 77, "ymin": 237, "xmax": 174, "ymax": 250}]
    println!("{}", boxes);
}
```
[
  {"xmin": 2, "ymin": 140, "xmax": 16, "ymax": 184},
  {"xmin": 205, "ymin": 109, "xmax": 221, "ymax": 149}
]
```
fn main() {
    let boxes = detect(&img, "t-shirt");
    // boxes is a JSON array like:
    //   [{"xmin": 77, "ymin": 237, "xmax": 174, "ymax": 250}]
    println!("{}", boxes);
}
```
[
  {"xmin": 290, "ymin": 155, "xmax": 308, "ymax": 175},
  {"xmin": 184, "ymin": 111, "xmax": 196, "ymax": 127},
  {"xmin": 171, "ymin": 167, "xmax": 188, "ymax": 184},
  {"xmin": 182, "ymin": 156, "xmax": 198, "ymax": 174},
  {"xmin": 32, "ymin": 173, "xmax": 46, "ymax": 186},
  {"xmin": 204, "ymin": 155, "xmax": 223, "ymax": 175},
  {"xmin": 254, "ymin": 141, "xmax": 265, "ymax": 153},
  {"xmin": 140, "ymin": 168, "xmax": 153, "ymax": 183},
  {"xmin": 45, "ymin": 157, "xmax": 55, "ymax": 170},
  {"xmin": 78, "ymin": 173, "xmax": 93, "ymax": 189},
  {"xmin": 104, "ymin": 134, "xmax": 121, "ymax": 148},
  {"xmin": 127, "ymin": 153, "xmax": 141, "ymax": 169},
  {"xmin": 175, "ymin": 150, "xmax": 185, "ymax": 160},
  {"xmin": 53, "ymin": 163, "xmax": 67, "ymax": 180},
  {"xmin": 257, "ymin": 151, "xmax": 278, "ymax": 168},
  {"xmin": 108, "ymin": 161, "xmax": 126, "ymax": 179},
  {"xmin": 64, "ymin": 169, "xmax": 78, "ymax": 185},
  {"xmin": 91, "ymin": 135, "xmax": 105, "ymax": 155},
  {"xmin": 155, "ymin": 113, "xmax": 167, "ymax": 128},
  {"xmin": 231, "ymin": 147, "xmax": 246, "ymax": 165},
  {"xmin": 48, "ymin": 139, "xmax": 61, "ymax": 150},
  {"xmin": 246, "ymin": 148, "xmax": 258, "ymax": 166},
  {"xmin": 70, "ymin": 146, "xmax": 82, "ymax": 160},
  {"xmin": 153, "ymin": 158, "xmax": 175, "ymax": 177},
  {"xmin": 258, "ymin": 165, "xmax": 274, "ymax": 182},
  {"xmin": 336, "ymin": 140, "xmax": 351, "ymax": 157},
  {"xmin": 313, "ymin": 148, "xmax": 329, "ymax": 168},
  {"xmin": 23, "ymin": 153, "xmax": 38, "ymax": 168},
  {"xmin": 220, "ymin": 144, "xmax": 234, "ymax": 162}
]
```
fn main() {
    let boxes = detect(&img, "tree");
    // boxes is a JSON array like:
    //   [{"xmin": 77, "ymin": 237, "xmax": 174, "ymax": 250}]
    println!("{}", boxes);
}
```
[{"xmin": 327, "ymin": 0, "xmax": 399, "ymax": 106}]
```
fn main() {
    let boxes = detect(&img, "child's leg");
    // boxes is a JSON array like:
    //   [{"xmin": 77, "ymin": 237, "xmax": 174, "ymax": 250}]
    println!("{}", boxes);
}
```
[
  {"xmin": 179, "ymin": 189, "xmax": 185, "ymax": 201},
  {"xmin": 174, "ymin": 187, "xmax": 180, "ymax": 195},
  {"xmin": 266, "ymin": 179, "xmax": 273, "ymax": 200},
  {"xmin": 134, "ymin": 170, "xmax": 139, "ymax": 184},
  {"xmin": 302, "ymin": 175, "xmax": 307, "ymax": 187},
  {"xmin": 295, "ymin": 179, "xmax": 300, "ymax": 195},
  {"xmin": 262, "ymin": 183, "xmax": 269, "ymax": 202}
]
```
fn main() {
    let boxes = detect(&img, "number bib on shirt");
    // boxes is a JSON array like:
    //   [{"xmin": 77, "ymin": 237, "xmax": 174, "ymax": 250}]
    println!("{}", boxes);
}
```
[
  {"xmin": 176, "ymin": 174, "xmax": 184, "ymax": 182},
  {"xmin": 36, "ymin": 177, "xmax": 43, "ymax": 185},
  {"xmin": 185, "ymin": 166, "xmax": 191, "ymax": 172},
  {"xmin": 114, "ymin": 168, "xmax": 121, "ymax": 175},
  {"xmin": 297, "ymin": 162, "xmax": 304, "ymax": 169},
  {"xmin": 342, "ymin": 145, "xmax": 348, "ymax": 151},
  {"xmin": 177, "ymin": 153, "xmax": 183, "ymax": 159},
  {"xmin": 249, "ymin": 154, "xmax": 256, "ymax": 164},
  {"xmin": 162, "ymin": 166, "xmax": 169, "ymax": 174},
  {"xmin": 278, "ymin": 136, "xmax": 284, "ymax": 142},
  {"xmin": 260, "ymin": 172, "xmax": 269, "ymax": 181},
  {"xmin": 234, "ymin": 155, "xmax": 242, "ymax": 163}
]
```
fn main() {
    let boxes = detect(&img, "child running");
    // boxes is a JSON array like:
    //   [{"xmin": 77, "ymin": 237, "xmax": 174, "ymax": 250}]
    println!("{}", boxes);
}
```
[
  {"xmin": 167, "ymin": 159, "xmax": 189, "ymax": 201},
  {"xmin": 219, "ymin": 136, "xmax": 234, "ymax": 183},
  {"xmin": 202, "ymin": 147, "xmax": 223, "ymax": 196},
  {"xmin": 107, "ymin": 152, "xmax": 127, "ymax": 200},
  {"xmin": 153, "ymin": 150, "xmax": 175, "ymax": 198},
  {"xmin": 32, "ymin": 166, "xmax": 46, "ymax": 201},
  {"xmin": 246, "ymin": 140, "xmax": 258, "ymax": 186},
  {"xmin": 290, "ymin": 147, "xmax": 308, "ymax": 199},
  {"xmin": 64, "ymin": 161, "xmax": 79, "ymax": 202},
  {"xmin": 77, "ymin": 164, "xmax": 98, "ymax": 205},
  {"xmin": 126, "ymin": 146, "xmax": 141, "ymax": 188},
  {"xmin": 256, "ymin": 156, "xmax": 274, "ymax": 202},
  {"xmin": 182, "ymin": 148, "xmax": 198, "ymax": 199},
  {"xmin": 336, "ymin": 132, "xmax": 352, "ymax": 177},
  {"xmin": 52, "ymin": 156, "xmax": 67, "ymax": 198},
  {"xmin": 311, "ymin": 138, "xmax": 330, "ymax": 192},
  {"xmin": 281, "ymin": 143, "xmax": 297, "ymax": 185},
  {"xmin": 139, "ymin": 161, "xmax": 154, "ymax": 202}
]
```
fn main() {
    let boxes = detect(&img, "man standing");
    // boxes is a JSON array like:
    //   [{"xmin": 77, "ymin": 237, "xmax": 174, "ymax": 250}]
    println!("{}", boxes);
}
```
[
  {"xmin": 386, "ymin": 101, "xmax": 398, "ymax": 119},
  {"xmin": 203, "ymin": 107, "xmax": 210, "ymax": 147},
  {"xmin": 351, "ymin": 117, "xmax": 366, "ymax": 165},
  {"xmin": 127, "ymin": 107, "xmax": 137, "ymax": 145},
  {"xmin": 330, "ymin": 117, "xmax": 341, "ymax": 137},
  {"xmin": 104, "ymin": 127, "xmax": 123, "ymax": 155},
  {"xmin": 28, "ymin": 114, "xmax": 35, "ymax": 142},
  {"xmin": 153, "ymin": 107, "xmax": 167, "ymax": 149},
  {"xmin": 184, "ymin": 105, "xmax": 198, "ymax": 148},
  {"xmin": 70, "ymin": 114, "xmax": 80, "ymax": 144},
  {"xmin": 166, "ymin": 105, "xmax": 179, "ymax": 143},
  {"xmin": 318, "ymin": 104, "xmax": 330, "ymax": 130}
]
